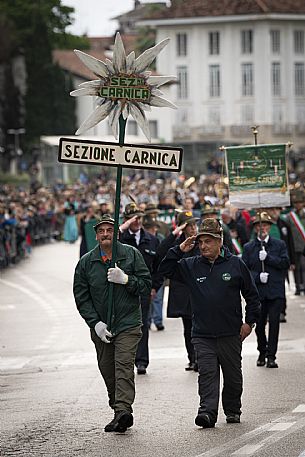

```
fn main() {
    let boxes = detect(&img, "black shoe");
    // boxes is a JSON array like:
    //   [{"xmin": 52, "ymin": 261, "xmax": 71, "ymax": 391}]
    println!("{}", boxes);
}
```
[
  {"xmin": 137, "ymin": 365, "xmax": 147, "ymax": 375},
  {"xmin": 195, "ymin": 413, "xmax": 215, "ymax": 428},
  {"xmin": 256, "ymin": 355, "xmax": 266, "ymax": 367},
  {"xmin": 104, "ymin": 416, "xmax": 117, "ymax": 432},
  {"xmin": 280, "ymin": 313, "xmax": 287, "ymax": 323},
  {"xmin": 295, "ymin": 290, "xmax": 301, "ymax": 296},
  {"xmin": 193, "ymin": 362, "xmax": 199, "ymax": 372},
  {"xmin": 104, "ymin": 411, "xmax": 133, "ymax": 433},
  {"xmin": 266, "ymin": 359, "xmax": 278, "ymax": 368},
  {"xmin": 156, "ymin": 324, "xmax": 165, "ymax": 331},
  {"xmin": 226, "ymin": 414, "xmax": 240, "ymax": 424}
]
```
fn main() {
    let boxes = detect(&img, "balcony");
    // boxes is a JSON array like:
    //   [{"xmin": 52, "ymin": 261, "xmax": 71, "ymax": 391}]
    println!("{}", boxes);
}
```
[
  {"xmin": 272, "ymin": 124, "xmax": 293, "ymax": 135},
  {"xmin": 230, "ymin": 125, "xmax": 253, "ymax": 137},
  {"xmin": 173, "ymin": 125, "xmax": 192, "ymax": 139},
  {"xmin": 198, "ymin": 125, "xmax": 225, "ymax": 136}
]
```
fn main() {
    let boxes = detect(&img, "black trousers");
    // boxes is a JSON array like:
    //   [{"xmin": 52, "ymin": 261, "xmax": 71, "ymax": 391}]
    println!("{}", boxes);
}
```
[
  {"xmin": 255, "ymin": 297, "xmax": 282, "ymax": 360},
  {"xmin": 192, "ymin": 335, "xmax": 242, "ymax": 424},
  {"xmin": 135, "ymin": 295, "xmax": 150, "ymax": 368},
  {"xmin": 182, "ymin": 317, "xmax": 196, "ymax": 364},
  {"xmin": 294, "ymin": 252, "xmax": 305, "ymax": 292}
]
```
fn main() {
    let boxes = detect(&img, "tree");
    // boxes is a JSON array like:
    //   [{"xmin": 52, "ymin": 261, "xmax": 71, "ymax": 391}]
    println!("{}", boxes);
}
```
[{"xmin": 0, "ymin": 0, "xmax": 84, "ymax": 156}]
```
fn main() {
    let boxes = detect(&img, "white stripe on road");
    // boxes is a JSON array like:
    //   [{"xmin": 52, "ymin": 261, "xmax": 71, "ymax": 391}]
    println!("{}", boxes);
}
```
[
  {"xmin": 232, "ymin": 444, "xmax": 263, "ymax": 455},
  {"xmin": 195, "ymin": 413, "xmax": 305, "ymax": 457},
  {"xmin": 293, "ymin": 405, "xmax": 305, "ymax": 413},
  {"xmin": 298, "ymin": 451, "xmax": 305, "ymax": 457},
  {"xmin": 268, "ymin": 422, "xmax": 295, "ymax": 431}
]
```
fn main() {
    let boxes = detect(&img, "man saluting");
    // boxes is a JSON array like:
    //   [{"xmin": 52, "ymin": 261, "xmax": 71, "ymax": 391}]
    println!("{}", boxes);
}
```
[{"xmin": 159, "ymin": 218, "xmax": 260, "ymax": 428}]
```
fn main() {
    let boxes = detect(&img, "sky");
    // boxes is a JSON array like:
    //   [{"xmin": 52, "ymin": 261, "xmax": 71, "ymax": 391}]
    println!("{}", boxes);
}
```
[{"xmin": 62, "ymin": 0, "xmax": 139, "ymax": 36}]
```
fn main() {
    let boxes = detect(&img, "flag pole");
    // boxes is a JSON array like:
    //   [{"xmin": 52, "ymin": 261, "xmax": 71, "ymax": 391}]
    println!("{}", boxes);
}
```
[{"xmin": 107, "ymin": 115, "xmax": 127, "ymax": 330}]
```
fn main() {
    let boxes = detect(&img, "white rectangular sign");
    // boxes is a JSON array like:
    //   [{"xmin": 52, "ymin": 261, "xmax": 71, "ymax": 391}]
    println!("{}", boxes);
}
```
[{"xmin": 58, "ymin": 138, "xmax": 183, "ymax": 171}]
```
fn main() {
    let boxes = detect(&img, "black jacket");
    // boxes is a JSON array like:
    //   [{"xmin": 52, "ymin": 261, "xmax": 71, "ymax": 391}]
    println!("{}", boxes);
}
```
[
  {"xmin": 242, "ymin": 237, "xmax": 290, "ymax": 301},
  {"xmin": 159, "ymin": 246, "xmax": 260, "ymax": 338},
  {"xmin": 277, "ymin": 218, "xmax": 296, "ymax": 264},
  {"xmin": 119, "ymin": 227, "xmax": 161, "ymax": 291},
  {"xmin": 157, "ymin": 232, "xmax": 200, "ymax": 318}
]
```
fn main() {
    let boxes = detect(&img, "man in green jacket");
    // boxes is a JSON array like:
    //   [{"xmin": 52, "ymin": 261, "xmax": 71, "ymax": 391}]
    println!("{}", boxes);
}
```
[{"xmin": 73, "ymin": 214, "xmax": 151, "ymax": 433}]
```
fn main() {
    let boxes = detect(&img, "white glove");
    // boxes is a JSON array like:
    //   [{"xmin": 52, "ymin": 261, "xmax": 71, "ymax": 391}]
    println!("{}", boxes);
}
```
[
  {"xmin": 260, "ymin": 272, "xmax": 269, "ymax": 284},
  {"xmin": 173, "ymin": 223, "xmax": 187, "ymax": 236},
  {"xmin": 94, "ymin": 321, "xmax": 112, "ymax": 343},
  {"xmin": 259, "ymin": 249, "xmax": 267, "ymax": 261},
  {"xmin": 107, "ymin": 264, "xmax": 128, "ymax": 284}
]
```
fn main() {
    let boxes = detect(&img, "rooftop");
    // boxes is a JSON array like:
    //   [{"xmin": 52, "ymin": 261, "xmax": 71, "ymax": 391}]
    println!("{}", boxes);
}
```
[{"xmin": 144, "ymin": 0, "xmax": 305, "ymax": 20}]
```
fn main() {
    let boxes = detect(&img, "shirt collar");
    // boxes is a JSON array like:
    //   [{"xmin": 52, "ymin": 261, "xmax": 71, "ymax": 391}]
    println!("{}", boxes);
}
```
[{"xmin": 257, "ymin": 235, "xmax": 269, "ymax": 243}]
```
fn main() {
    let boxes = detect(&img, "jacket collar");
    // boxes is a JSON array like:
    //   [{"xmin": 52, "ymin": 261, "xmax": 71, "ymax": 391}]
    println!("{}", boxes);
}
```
[{"xmin": 90, "ymin": 241, "xmax": 127, "ymax": 262}]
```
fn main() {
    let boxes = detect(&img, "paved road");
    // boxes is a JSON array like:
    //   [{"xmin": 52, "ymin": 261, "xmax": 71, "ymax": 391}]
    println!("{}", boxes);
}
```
[{"xmin": 1, "ymin": 241, "xmax": 305, "ymax": 457}]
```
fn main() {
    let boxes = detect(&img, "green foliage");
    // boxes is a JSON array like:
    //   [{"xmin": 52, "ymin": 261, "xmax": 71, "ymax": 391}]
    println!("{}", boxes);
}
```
[
  {"xmin": 0, "ymin": 172, "xmax": 30, "ymax": 185},
  {"xmin": 0, "ymin": 0, "xmax": 78, "ymax": 152},
  {"xmin": 135, "ymin": 26, "xmax": 156, "ymax": 61},
  {"xmin": 53, "ymin": 32, "xmax": 90, "ymax": 50}
]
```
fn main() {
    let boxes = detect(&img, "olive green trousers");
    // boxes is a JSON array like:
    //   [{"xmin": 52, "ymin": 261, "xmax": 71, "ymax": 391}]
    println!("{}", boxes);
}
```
[{"xmin": 91, "ymin": 326, "xmax": 142, "ymax": 413}]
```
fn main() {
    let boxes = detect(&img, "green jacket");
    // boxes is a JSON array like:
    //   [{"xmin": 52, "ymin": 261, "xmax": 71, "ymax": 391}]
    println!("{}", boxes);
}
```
[{"xmin": 73, "ymin": 241, "xmax": 152, "ymax": 336}]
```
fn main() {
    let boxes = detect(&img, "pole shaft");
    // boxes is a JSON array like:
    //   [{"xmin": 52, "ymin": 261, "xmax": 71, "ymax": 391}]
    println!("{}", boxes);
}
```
[{"xmin": 107, "ymin": 115, "xmax": 127, "ymax": 329}]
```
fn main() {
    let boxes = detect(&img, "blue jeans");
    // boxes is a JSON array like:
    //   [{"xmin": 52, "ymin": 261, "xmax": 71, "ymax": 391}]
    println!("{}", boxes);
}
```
[{"xmin": 149, "ymin": 285, "xmax": 164, "ymax": 326}]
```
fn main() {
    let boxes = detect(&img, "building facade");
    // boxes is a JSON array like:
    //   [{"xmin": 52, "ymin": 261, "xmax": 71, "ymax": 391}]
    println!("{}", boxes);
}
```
[{"xmin": 140, "ymin": 1, "xmax": 305, "ymax": 172}]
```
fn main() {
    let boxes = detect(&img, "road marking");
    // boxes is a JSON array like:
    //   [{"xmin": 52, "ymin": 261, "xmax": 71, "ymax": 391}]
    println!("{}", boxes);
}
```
[
  {"xmin": 293, "ymin": 404, "xmax": 305, "ymax": 413},
  {"xmin": 298, "ymin": 451, "xmax": 305, "ymax": 457},
  {"xmin": 268, "ymin": 422, "xmax": 295, "ymax": 431},
  {"xmin": 232, "ymin": 444, "xmax": 263, "ymax": 455},
  {"xmin": 195, "ymin": 414, "xmax": 305, "ymax": 457}
]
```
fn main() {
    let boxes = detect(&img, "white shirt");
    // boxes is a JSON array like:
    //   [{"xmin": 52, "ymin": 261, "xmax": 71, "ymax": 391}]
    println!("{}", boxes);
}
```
[
  {"xmin": 129, "ymin": 229, "xmax": 141, "ymax": 246},
  {"xmin": 257, "ymin": 235, "xmax": 269, "ymax": 244}
]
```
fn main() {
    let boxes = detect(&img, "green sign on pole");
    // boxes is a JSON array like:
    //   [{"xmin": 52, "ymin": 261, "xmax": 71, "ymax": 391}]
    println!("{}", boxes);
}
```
[{"xmin": 225, "ymin": 143, "xmax": 290, "ymax": 208}]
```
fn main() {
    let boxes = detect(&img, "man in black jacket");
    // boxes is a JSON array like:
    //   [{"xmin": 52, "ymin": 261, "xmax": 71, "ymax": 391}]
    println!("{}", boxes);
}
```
[
  {"xmin": 119, "ymin": 203, "xmax": 161, "ymax": 375},
  {"xmin": 268, "ymin": 207, "xmax": 295, "ymax": 322},
  {"xmin": 242, "ymin": 212, "xmax": 290, "ymax": 369},
  {"xmin": 157, "ymin": 210, "xmax": 200, "ymax": 371},
  {"xmin": 159, "ymin": 218, "xmax": 260, "ymax": 428}
]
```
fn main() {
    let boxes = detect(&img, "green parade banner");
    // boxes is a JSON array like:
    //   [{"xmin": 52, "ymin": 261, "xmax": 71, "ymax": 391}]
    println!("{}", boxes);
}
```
[{"xmin": 225, "ymin": 143, "xmax": 290, "ymax": 209}]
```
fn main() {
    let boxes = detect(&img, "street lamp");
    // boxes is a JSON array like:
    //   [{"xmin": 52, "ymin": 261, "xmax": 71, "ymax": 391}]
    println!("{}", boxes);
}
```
[{"xmin": 7, "ymin": 128, "xmax": 26, "ymax": 174}]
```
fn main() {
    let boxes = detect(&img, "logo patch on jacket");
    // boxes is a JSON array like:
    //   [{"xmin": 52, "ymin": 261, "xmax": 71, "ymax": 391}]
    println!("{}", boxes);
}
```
[
  {"xmin": 222, "ymin": 273, "xmax": 231, "ymax": 281},
  {"xmin": 196, "ymin": 276, "xmax": 207, "ymax": 282}
]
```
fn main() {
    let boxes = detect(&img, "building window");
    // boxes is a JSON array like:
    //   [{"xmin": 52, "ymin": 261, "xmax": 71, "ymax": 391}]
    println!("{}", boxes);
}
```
[
  {"xmin": 241, "ymin": 63, "xmax": 254, "ymax": 96},
  {"xmin": 209, "ymin": 31, "xmax": 220, "ymax": 55},
  {"xmin": 127, "ymin": 119, "xmax": 138, "ymax": 135},
  {"xmin": 176, "ymin": 33, "xmax": 187, "ymax": 56},
  {"xmin": 270, "ymin": 30, "xmax": 280, "ymax": 53},
  {"xmin": 208, "ymin": 107, "xmax": 220, "ymax": 125},
  {"xmin": 241, "ymin": 105, "xmax": 254, "ymax": 124},
  {"xmin": 177, "ymin": 66, "xmax": 188, "ymax": 99},
  {"xmin": 294, "ymin": 30, "xmax": 304, "ymax": 54},
  {"xmin": 273, "ymin": 104, "xmax": 283, "ymax": 125},
  {"xmin": 241, "ymin": 30, "xmax": 253, "ymax": 54},
  {"xmin": 272, "ymin": 62, "xmax": 281, "ymax": 96},
  {"xmin": 149, "ymin": 120, "xmax": 158, "ymax": 139},
  {"xmin": 295, "ymin": 63, "xmax": 305, "ymax": 96},
  {"xmin": 209, "ymin": 65, "xmax": 221, "ymax": 97}
]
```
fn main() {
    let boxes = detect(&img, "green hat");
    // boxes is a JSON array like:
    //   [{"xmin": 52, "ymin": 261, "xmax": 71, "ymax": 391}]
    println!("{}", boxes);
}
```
[
  {"xmin": 143, "ymin": 216, "xmax": 160, "ymax": 229},
  {"xmin": 201, "ymin": 205, "xmax": 219, "ymax": 216},
  {"xmin": 123, "ymin": 202, "xmax": 145, "ymax": 219},
  {"xmin": 93, "ymin": 214, "xmax": 115, "ymax": 231},
  {"xmin": 197, "ymin": 218, "xmax": 223, "ymax": 239},
  {"xmin": 144, "ymin": 203, "xmax": 160, "ymax": 215},
  {"xmin": 177, "ymin": 210, "xmax": 199, "ymax": 226}
]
